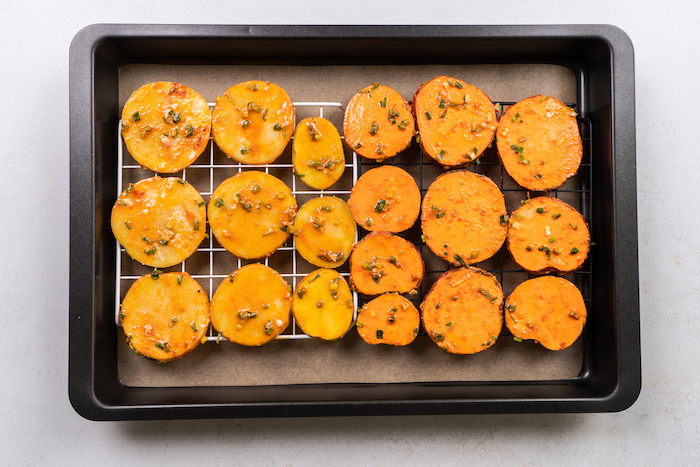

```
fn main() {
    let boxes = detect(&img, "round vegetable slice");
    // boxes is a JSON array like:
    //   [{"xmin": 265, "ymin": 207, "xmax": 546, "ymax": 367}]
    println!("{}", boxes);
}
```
[
  {"xmin": 343, "ymin": 83, "xmax": 415, "ymax": 161},
  {"xmin": 496, "ymin": 95, "xmax": 582, "ymax": 191},
  {"xmin": 293, "ymin": 196, "xmax": 356, "ymax": 268},
  {"xmin": 208, "ymin": 171, "xmax": 297, "ymax": 259},
  {"xmin": 413, "ymin": 76, "xmax": 497, "ymax": 167},
  {"xmin": 349, "ymin": 232, "xmax": 424, "ymax": 296},
  {"xmin": 505, "ymin": 276, "xmax": 587, "ymax": 350},
  {"xmin": 507, "ymin": 196, "xmax": 590, "ymax": 274},
  {"xmin": 120, "ymin": 272, "xmax": 210, "ymax": 363},
  {"xmin": 292, "ymin": 117, "xmax": 345, "ymax": 189},
  {"xmin": 121, "ymin": 82, "xmax": 211, "ymax": 173},
  {"xmin": 210, "ymin": 264, "xmax": 291, "ymax": 346},
  {"xmin": 292, "ymin": 269, "xmax": 354, "ymax": 340},
  {"xmin": 348, "ymin": 165, "xmax": 421, "ymax": 232},
  {"xmin": 356, "ymin": 293, "xmax": 420, "ymax": 346},
  {"xmin": 420, "ymin": 267, "xmax": 503, "ymax": 354},
  {"xmin": 111, "ymin": 177, "xmax": 207, "ymax": 268},
  {"xmin": 421, "ymin": 170, "xmax": 507, "ymax": 266},
  {"xmin": 212, "ymin": 81, "xmax": 294, "ymax": 164}
]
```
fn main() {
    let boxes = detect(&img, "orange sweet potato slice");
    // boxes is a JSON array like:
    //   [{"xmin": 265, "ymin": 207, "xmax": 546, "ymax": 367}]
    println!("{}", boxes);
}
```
[
  {"xmin": 349, "ymin": 232, "xmax": 424, "ymax": 296},
  {"xmin": 292, "ymin": 269, "xmax": 354, "ymax": 340},
  {"xmin": 507, "ymin": 197, "xmax": 590, "ymax": 274},
  {"xmin": 505, "ymin": 276, "xmax": 587, "ymax": 350},
  {"xmin": 413, "ymin": 76, "xmax": 497, "ymax": 167},
  {"xmin": 210, "ymin": 264, "xmax": 292, "ymax": 346},
  {"xmin": 348, "ymin": 165, "xmax": 421, "ymax": 233},
  {"xmin": 111, "ymin": 177, "xmax": 207, "ymax": 268},
  {"xmin": 496, "ymin": 95, "xmax": 582, "ymax": 191},
  {"xmin": 421, "ymin": 170, "xmax": 507, "ymax": 266},
  {"xmin": 212, "ymin": 81, "xmax": 294, "ymax": 164},
  {"xmin": 420, "ymin": 267, "xmax": 503, "ymax": 354},
  {"xmin": 292, "ymin": 117, "xmax": 345, "ymax": 189},
  {"xmin": 343, "ymin": 84, "xmax": 415, "ymax": 161},
  {"xmin": 121, "ymin": 81, "xmax": 211, "ymax": 173},
  {"xmin": 120, "ymin": 272, "xmax": 210, "ymax": 363},
  {"xmin": 356, "ymin": 293, "xmax": 420, "ymax": 346}
]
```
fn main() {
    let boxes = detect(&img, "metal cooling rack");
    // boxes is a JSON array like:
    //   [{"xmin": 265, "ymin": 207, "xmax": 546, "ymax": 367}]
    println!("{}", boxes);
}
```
[
  {"xmin": 115, "ymin": 101, "xmax": 359, "ymax": 341},
  {"xmin": 115, "ymin": 100, "xmax": 593, "ymax": 342}
]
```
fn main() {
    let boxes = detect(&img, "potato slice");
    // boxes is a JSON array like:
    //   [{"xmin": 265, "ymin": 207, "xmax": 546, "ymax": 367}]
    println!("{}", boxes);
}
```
[
  {"xmin": 292, "ymin": 117, "xmax": 345, "ymax": 189},
  {"xmin": 420, "ymin": 267, "xmax": 503, "ymax": 354},
  {"xmin": 120, "ymin": 272, "xmax": 210, "ymax": 363},
  {"xmin": 356, "ymin": 294, "xmax": 420, "ymax": 346},
  {"xmin": 210, "ymin": 264, "xmax": 292, "ymax": 346},
  {"xmin": 348, "ymin": 166, "xmax": 421, "ymax": 232},
  {"xmin": 343, "ymin": 84, "xmax": 415, "ymax": 161},
  {"xmin": 111, "ymin": 177, "xmax": 206, "ymax": 268},
  {"xmin": 413, "ymin": 76, "xmax": 497, "ymax": 167},
  {"xmin": 292, "ymin": 269, "xmax": 354, "ymax": 340},
  {"xmin": 507, "ymin": 197, "xmax": 590, "ymax": 274},
  {"xmin": 421, "ymin": 170, "xmax": 507, "ymax": 266},
  {"xmin": 496, "ymin": 95, "xmax": 582, "ymax": 191},
  {"xmin": 208, "ymin": 171, "xmax": 297, "ymax": 259},
  {"xmin": 212, "ymin": 81, "xmax": 294, "ymax": 164},
  {"xmin": 349, "ymin": 232, "xmax": 424, "ymax": 296},
  {"xmin": 121, "ymin": 82, "xmax": 211, "ymax": 173},
  {"xmin": 293, "ymin": 196, "xmax": 356, "ymax": 268},
  {"xmin": 505, "ymin": 276, "xmax": 587, "ymax": 350}
]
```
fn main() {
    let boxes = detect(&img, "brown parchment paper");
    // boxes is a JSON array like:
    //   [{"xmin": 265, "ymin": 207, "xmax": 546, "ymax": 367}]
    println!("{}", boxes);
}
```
[{"xmin": 117, "ymin": 63, "xmax": 584, "ymax": 387}]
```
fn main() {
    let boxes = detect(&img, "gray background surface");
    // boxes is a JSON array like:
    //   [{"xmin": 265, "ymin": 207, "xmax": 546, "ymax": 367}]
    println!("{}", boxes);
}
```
[{"xmin": 1, "ymin": 0, "xmax": 698, "ymax": 464}]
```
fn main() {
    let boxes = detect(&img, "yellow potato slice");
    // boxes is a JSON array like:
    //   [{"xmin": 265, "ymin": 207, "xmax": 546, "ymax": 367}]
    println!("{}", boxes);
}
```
[
  {"xmin": 292, "ymin": 269, "xmax": 354, "ymax": 340},
  {"xmin": 420, "ymin": 267, "xmax": 503, "ymax": 354},
  {"xmin": 210, "ymin": 264, "xmax": 292, "ymax": 346},
  {"xmin": 292, "ymin": 117, "xmax": 345, "ymax": 189},
  {"xmin": 356, "ymin": 293, "xmax": 420, "ymax": 346},
  {"xmin": 293, "ymin": 196, "xmax": 356, "ymax": 268},
  {"xmin": 421, "ymin": 170, "xmax": 507, "ymax": 266},
  {"xmin": 343, "ymin": 83, "xmax": 415, "ymax": 161},
  {"xmin": 121, "ymin": 81, "xmax": 211, "ymax": 173},
  {"xmin": 120, "ymin": 272, "xmax": 210, "ymax": 363},
  {"xmin": 212, "ymin": 81, "xmax": 294, "ymax": 164},
  {"xmin": 413, "ymin": 76, "xmax": 497, "ymax": 167},
  {"xmin": 111, "ymin": 177, "xmax": 207, "ymax": 268},
  {"xmin": 348, "ymin": 165, "xmax": 421, "ymax": 233},
  {"xmin": 505, "ymin": 276, "xmax": 587, "ymax": 351},
  {"xmin": 349, "ymin": 232, "xmax": 424, "ymax": 296},
  {"xmin": 208, "ymin": 171, "xmax": 297, "ymax": 259}
]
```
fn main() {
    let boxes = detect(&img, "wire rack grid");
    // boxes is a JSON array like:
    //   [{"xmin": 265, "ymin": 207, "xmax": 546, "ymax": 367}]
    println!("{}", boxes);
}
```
[{"xmin": 115, "ymin": 101, "xmax": 359, "ymax": 341}]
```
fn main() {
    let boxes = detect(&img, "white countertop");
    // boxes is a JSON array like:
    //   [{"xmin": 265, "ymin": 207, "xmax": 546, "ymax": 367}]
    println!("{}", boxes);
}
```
[{"xmin": 1, "ymin": 0, "xmax": 698, "ymax": 464}]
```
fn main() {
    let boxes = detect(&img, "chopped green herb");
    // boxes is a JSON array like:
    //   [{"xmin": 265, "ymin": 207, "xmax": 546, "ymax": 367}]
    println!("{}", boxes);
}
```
[
  {"xmin": 292, "ymin": 171, "xmax": 305, "ymax": 177},
  {"xmin": 193, "ymin": 220, "xmax": 200, "ymax": 231},
  {"xmin": 570, "ymin": 247, "xmax": 580, "ymax": 254},
  {"xmin": 569, "ymin": 223, "xmax": 578, "ymax": 230},
  {"xmin": 197, "ymin": 201, "xmax": 205, "ymax": 207},
  {"xmin": 421, "ymin": 234, "xmax": 426, "ymax": 243},
  {"xmin": 238, "ymin": 310, "xmax": 258, "ymax": 320},
  {"xmin": 552, "ymin": 213, "xmax": 562, "ymax": 220},
  {"xmin": 433, "ymin": 333, "xmax": 444, "ymax": 342},
  {"xmin": 569, "ymin": 311, "xmax": 580, "ymax": 320},
  {"xmin": 398, "ymin": 119, "xmax": 410, "ymax": 131},
  {"xmin": 155, "ymin": 342, "xmax": 171, "ymax": 352},
  {"xmin": 369, "ymin": 122, "xmax": 378, "ymax": 135},
  {"xmin": 177, "ymin": 275, "xmax": 183, "ymax": 285},
  {"xmin": 376, "ymin": 329, "xmax": 384, "ymax": 339},
  {"xmin": 307, "ymin": 123, "xmax": 320, "ymax": 141},
  {"xmin": 371, "ymin": 83, "xmax": 380, "ymax": 90},
  {"xmin": 499, "ymin": 214, "xmax": 506, "ymax": 226},
  {"xmin": 431, "ymin": 205, "xmax": 446, "ymax": 218},
  {"xmin": 316, "ymin": 300, "xmax": 324, "ymax": 308},
  {"xmin": 536, "ymin": 207, "xmax": 546, "ymax": 214},
  {"xmin": 126, "ymin": 183, "xmax": 135, "ymax": 194},
  {"xmin": 549, "ymin": 236, "xmax": 556, "ymax": 243},
  {"xmin": 251, "ymin": 183, "xmax": 261, "ymax": 194},
  {"xmin": 511, "ymin": 112, "xmax": 521, "ymax": 123},
  {"xmin": 425, "ymin": 111, "xmax": 432, "ymax": 120},
  {"xmin": 245, "ymin": 83, "xmax": 259, "ymax": 91},
  {"xmin": 380, "ymin": 97, "xmax": 387, "ymax": 108},
  {"xmin": 262, "ymin": 109, "xmax": 268, "ymax": 120},
  {"xmin": 439, "ymin": 108, "xmax": 447, "ymax": 118},
  {"xmin": 132, "ymin": 111, "xmax": 140, "ymax": 121},
  {"xmin": 388, "ymin": 316, "xmax": 396, "ymax": 323},
  {"xmin": 264, "ymin": 321, "xmax": 274, "ymax": 335},
  {"xmin": 354, "ymin": 143, "xmax": 362, "ymax": 149},
  {"xmin": 124, "ymin": 221, "xmax": 131, "ymax": 230},
  {"xmin": 144, "ymin": 246, "xmax": 157, "ymax": 255},
  {"xmin": 151, "ymin": 269, "xmax": 163, "ymax": 279},
  {"xmin": 511, "ymin": 144, "xmax": 524, "ymax": 154},
  {"xmin": 241, "ymin": 119, "xmax": 250, "ymax": 129},
  {"xmin": 454, "ymin": 254, "xmax": 467, "ymax": 267},
  {"xmin": 297, "ymin": 287, "xmax": 307, "ymax": 298},
  {"xmin": 309, "ymin": 273, "xmax": 321, "ymax": 283},
  {"xmin": 374, "ymin": 199, "xmax": 387, "ymax": 213},
  {"xmin": 240, "ymin": 147, "xmax": 250, "ymax": 155},
  {"xmin": 506, "ymin": 303, "xmax": 516, "ymax": 312},
  {"xmin": 526, "ymin": 245, "xmax": 533, "ymax": 251},
  {"xmin": 535, "ymin": 173, "xmax": 543, "ymax": 179},
  {"xmin": 435, "ymin": 302, "xmax": 441, "ymax": 309},
  {"xmin": 273, "ymin": 123, "xmax": 283, "ymax": 131},
  {"xmin": 365, "ymin": 218, "xmax": 372, "ymax": 227},
  {"xmin": 158, "ymin": 237, "xmax": 169, "ymax": 245},
  {"xmin": 214, "ymin": 197, "xmax": 224, "ymax": 208},
  {"xmin": 438, "ymin": 149, "xmax": 446, "ymax": 159},
  {"xmin": 513, "ymin": 337, "xmax": 523, "ymax": 342},
  {"xmin": 470, "ymin": 251, "xmax": 479, "ymax": 259}
]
